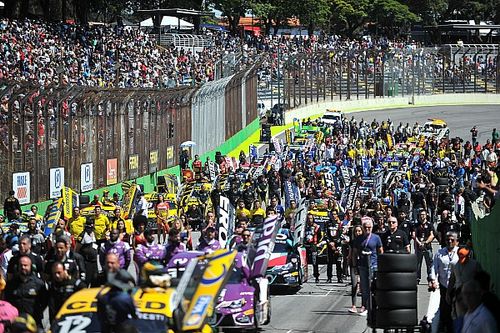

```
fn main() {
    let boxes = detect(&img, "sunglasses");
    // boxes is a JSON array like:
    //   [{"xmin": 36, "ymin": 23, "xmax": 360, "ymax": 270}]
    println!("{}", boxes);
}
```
[
  {"xmin": 242, "ymin": 234, "xmax": 251, "ymax": 238},
  {"xmin": 447, "ymin": 238, "xmax": 456, "ymax": 242}
]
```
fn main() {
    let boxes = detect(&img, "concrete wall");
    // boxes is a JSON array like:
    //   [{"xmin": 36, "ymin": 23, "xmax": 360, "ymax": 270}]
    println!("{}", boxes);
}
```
[{"xmin": 285, "ymin": 94, "xmax": 500, "ymax": 123}]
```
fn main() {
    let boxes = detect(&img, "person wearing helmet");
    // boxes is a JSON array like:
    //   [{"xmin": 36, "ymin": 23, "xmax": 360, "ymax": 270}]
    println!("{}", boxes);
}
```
[{"xmin": 9, "ymin": 314, "xmax": 36, "ymax": 333}]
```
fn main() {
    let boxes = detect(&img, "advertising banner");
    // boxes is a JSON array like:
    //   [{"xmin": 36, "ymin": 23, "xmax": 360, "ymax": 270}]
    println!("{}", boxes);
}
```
[
  {"xmin": 12, "ymin": 172, "xmax": 30, "ymax": 204},
  {"xmin": 106, "ymin": 158, "xmax": 118, "ymax": 185},
  {"xmin": 80, "ymin": 163, "xmax": 93, "ymax": 192},
  {"xmin": 129, "ymin": 154, "xmax": 139, "ymax": 178},
  {"xmin": 49, "ymin": 167, "xmax": 64, "ymax": 199}
]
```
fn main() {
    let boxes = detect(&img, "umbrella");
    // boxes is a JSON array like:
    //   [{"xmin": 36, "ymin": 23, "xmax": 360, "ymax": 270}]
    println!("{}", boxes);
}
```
[{"xmin": 180, "ymin": 141, "xmax": 197, "ymax": 148}]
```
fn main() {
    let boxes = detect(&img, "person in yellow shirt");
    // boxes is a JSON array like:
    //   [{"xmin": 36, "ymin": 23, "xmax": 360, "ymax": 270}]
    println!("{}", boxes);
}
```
[
  {"xmin": 251, "ymin": 200, "xmax": 266, "ymax": 219},
  {"xmin": 93, "ymin": 206, "xmax": 111, "ymax": 243},
  {"xmin": 68, "ymin": 207, "xmax": 86, "ymax": 239},
  {"xmin": 347, "ymin": 146, "xmax": 357, "ymax": 159},
  {"xmin": 236, "ymin": 200, "xmax": 251, "ymax": 220}
]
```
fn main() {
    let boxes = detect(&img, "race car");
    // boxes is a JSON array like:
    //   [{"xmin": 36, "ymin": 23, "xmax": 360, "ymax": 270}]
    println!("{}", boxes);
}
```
[
  {"xmin": 50, "ymin": 286, "xmax": 176, "ymax": 333},
  {"xmin": 211, "ymin": 252, "xmax": 271, "ymax": 331},
  {"xmin": 265, "ymin": 232, "xmax": 308, "ymax": 290},
  {"xmin": 421, "ymin": 118, "xmax": 450, "ymax": 140},
  {"xmin": 51, "ymin": 250, "xmax": 237, "ymax": 333}
]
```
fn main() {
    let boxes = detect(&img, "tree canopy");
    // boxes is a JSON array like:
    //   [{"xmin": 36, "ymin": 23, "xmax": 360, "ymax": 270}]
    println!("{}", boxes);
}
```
[{"xmin": 3, "ymin": 0, "xmax": 500, "ymax": 37}]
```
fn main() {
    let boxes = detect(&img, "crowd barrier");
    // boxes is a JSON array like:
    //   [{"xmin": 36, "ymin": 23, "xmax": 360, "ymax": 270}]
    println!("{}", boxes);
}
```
[{"xmin": 0, "ymin": 63, "xmax": 259, "ymax": 206}]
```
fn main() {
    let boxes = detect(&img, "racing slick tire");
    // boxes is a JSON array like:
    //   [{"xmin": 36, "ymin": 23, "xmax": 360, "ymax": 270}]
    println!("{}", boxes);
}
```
[
  {"xmin": 376, "ymin": 272, "xmax": 417, "ymax": 290},
  {"xmin": 375, "ymin": 290, "xmax": 417, "ymax": 309},
  {"xmin": 375, "ymin": 309, "xmax": 418, "ymax": 327},
  {"xmin": 377, "ymin": 253, "xmax": 417, "ymax": 273}
]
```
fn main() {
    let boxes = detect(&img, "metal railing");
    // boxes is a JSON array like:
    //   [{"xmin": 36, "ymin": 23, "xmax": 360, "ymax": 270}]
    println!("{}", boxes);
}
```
[
  {"xmin": 255, "ymin": 45, "xmax": 500, "ymax": 109},
  {"xmin": 0, "ymin": 62, "xmax": 259, "ymax": 205}
]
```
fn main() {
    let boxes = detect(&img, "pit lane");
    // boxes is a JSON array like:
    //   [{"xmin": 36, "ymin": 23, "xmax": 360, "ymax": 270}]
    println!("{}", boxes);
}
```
[{"xmin": 262, "ymin": 104, "xmax": 499, "ymax": 333}]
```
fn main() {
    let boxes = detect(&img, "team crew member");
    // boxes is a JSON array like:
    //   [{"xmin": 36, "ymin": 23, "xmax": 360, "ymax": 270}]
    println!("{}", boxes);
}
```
[
  {"xmin": 304, "ymin": 213, "xmax": 321, "ymax": 283},
  {"xmin": 5, "ymin": 255, "xmax": 47, "ymax": 326},
  {"xmin": 414, "ymin": 210, "xmax": 435, "ymax": 284},
  {"xmin": 94, "ymin": 206, "xmax": 111, "ymax": 244},
  {"xmin": 100, "ymin": 229, "xmax": 132, "ymax": 270},
  {"xmin": 382, "ymin": 217, "xmax": 410, "ymax": 253},
  {"xmin": 48, "ymin": 262, "xmax": 85, "ymax": 321},
  {"xmin": 68, "ymin": 207, "xmax": 86, "ymax": 239}
]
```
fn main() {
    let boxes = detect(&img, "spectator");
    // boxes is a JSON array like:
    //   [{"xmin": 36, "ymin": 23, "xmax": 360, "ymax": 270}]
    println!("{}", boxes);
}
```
[
  {"xmin": 461, "ymin": 279, "xmax": 498, "ymax": 333},
  {"xmin": 429, "ymin": 231, "xmax": 460, "ymax": 333}
]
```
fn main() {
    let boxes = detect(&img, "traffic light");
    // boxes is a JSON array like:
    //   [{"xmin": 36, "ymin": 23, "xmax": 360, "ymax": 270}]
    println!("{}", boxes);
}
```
[{"xmin": 168, "ymin": 123, "xmax": 174, "ymax": 138}]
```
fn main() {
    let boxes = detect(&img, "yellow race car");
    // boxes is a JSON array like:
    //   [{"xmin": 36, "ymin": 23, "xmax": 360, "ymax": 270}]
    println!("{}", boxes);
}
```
[{"xmin": 51, "ymin": 249, "xmax": 237, "ymax": 333}]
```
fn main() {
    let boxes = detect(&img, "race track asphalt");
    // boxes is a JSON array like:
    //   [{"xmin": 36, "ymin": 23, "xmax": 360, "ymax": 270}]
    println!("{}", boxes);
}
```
[{"xmin": 262, "ymin": 104, "xmax": 499, "ymax": 333}]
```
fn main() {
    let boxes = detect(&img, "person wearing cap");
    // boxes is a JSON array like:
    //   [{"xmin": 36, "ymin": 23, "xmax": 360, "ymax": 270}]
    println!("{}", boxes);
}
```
[
  {"xmin": 447, "ymin": 248, "xmax": 483, "ymax": 319},
  {"xmin": 3, "ymin": 191, "xmax": 20, "ymax": 221},
  {"xmin": 101, "ymin": 190, "xmax": 113, "ymax": 206},
  {"xmin": 4, "ymin": 255, "xmax": 47, "ymax": 327},
  {"xmin": 0, "ymin": 234, "xmax": 19, "ymax": 277},
  {"xmin": 429, "ymin": 231, "xmax": 460, "ymax": 333},
  {"xmin": 97, "ymin": 269, "xmax": 137, "ymax": 333},
  {"xmin": 9, "ymin": 313, "xmax": 37, "ymax": 333}
]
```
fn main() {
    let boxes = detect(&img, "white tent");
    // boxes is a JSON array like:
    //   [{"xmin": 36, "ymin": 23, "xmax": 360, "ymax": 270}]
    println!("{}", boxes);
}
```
[{"xmin": 140, "ymin": 16, "xmax": 194, "ymax": 30}]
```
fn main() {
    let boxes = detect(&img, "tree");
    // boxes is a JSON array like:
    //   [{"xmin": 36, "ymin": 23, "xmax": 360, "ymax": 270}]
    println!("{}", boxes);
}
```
[
  {"xmin": 212, "ymin": 0, "xmax": 250, "ymax": 34},
  {"xmin": 250, "ymin": 0, "xmax": 292, "ymax": 35},
  {"xmin": 329, "ymin": 0, "xmax": 371, "ymax": 37},
  {"xmin": 293, "ymin": 0, "xmax": 331, "ymax": 35},
  {"xmin": 370, "ymin": 0, "xmax": 420, "ymax": 37}
]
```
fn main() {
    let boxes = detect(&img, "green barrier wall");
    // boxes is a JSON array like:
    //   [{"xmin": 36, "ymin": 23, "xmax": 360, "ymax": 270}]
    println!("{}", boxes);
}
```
[
  {"xmin": 471, "ymin": 205, "xmax": 500, "ymax": 298},
  {"xmin": 1, "ymin": 118, "xmax": 260, "ymax": 217}
]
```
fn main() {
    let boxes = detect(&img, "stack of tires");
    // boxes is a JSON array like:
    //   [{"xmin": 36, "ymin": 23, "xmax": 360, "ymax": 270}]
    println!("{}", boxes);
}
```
[{"xmin": 374, "ymin": 253, "xmax": 418, "ymax": 328}]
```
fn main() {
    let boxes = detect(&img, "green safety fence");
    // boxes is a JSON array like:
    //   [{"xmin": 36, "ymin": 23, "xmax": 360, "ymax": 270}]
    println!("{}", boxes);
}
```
[{"xmin": 471, "ymin": 205, "xmax": 500, "ymax": 298}]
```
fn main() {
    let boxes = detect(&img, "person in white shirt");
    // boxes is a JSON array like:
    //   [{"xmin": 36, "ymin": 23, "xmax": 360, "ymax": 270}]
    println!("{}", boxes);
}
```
[
  {"xmin": 137, "ymin": 193, "xmax": 149, "ymax": 218},
  {"xmin": 461, "ymin": 279, "xmax": 498, "ymax": 333},
  {"xmin": 429, "ymin": 231, "xmax": 459, "ymax": 333}
]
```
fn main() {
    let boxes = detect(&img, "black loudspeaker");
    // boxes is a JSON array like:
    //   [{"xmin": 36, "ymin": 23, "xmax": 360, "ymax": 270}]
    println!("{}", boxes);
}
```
[
  {"xmin": 260, "ymin": 124, "xmax": 271, "ymax": 142},
  {"xmin": 372, "ymin": 253, "xmax": 418, "ymax": 329}
]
